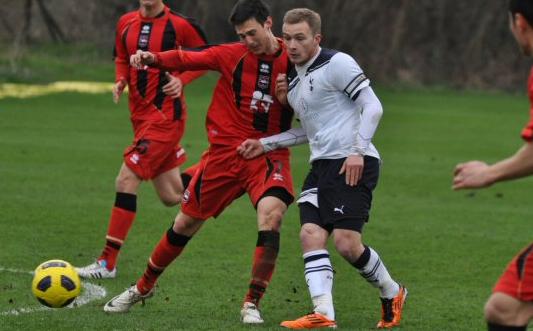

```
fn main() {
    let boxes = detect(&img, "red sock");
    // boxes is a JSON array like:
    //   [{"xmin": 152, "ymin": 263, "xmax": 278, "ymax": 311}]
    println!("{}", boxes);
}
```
[
  {"xmin": 244, "ymin": 231, "xmax": 280, "ymax": 307},
  {"xmin": 98, "ymin": 192, "xmax": 136, "ymax": 270},
  {"xmin": 137, "ymin": 228, "xmax": 191, "ymax": 294}
]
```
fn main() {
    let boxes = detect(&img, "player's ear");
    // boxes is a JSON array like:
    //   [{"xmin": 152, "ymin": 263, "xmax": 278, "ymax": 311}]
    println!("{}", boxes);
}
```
[
  {"xmin": 264, "ymin": 16, "xmax": 273, "ymax": 29},
  {"xmin": 314, "ymin": 33, "xmax": 322, "ymax": 45},
  {"xmin": 515, "ymin": 13, "xmax": 530, "ymax": 32}
]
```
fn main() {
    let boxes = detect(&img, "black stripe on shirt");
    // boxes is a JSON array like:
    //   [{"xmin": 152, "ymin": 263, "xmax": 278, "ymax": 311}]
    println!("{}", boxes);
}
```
[
  {"xmin": 232, "ymin": 58, "xmax": 245, "ymax": 109},
  {"xmin": 153, "ymin": 20, "xmax": 178, "ymax": 111},
  {"xmin": 169, "ymin": 10, "xmax": 208, "ymax": 44},
  {"xmin": 137, "ymin": 22, "xmax": 153, "ymax": 97}
]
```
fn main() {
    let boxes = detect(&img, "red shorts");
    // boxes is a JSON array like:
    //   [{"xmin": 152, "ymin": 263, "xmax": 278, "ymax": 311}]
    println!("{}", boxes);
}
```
[
  {"xmin": 181, "ymin": 146, "xmax": 294, "ymax": 220},
  {"xmin": 493, "ymin": 243, "xmax": 533, "ymax": 301},
  {"xmin": 123, "ymin": 119, "xmax": 186, "ymax": 180}
]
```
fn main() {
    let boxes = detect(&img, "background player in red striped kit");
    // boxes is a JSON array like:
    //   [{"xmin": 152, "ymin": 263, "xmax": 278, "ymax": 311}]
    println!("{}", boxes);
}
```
[
  {"xmin": 453, "ymin": 1, "xmax": 533, "ymax": 330},
  {"xmin": 76, "ymin": 0, "xmax": 207, "ymax": 279},
  {"xmin": 103, "ymin": 0, "xmax": 295, "ymax": 324}
]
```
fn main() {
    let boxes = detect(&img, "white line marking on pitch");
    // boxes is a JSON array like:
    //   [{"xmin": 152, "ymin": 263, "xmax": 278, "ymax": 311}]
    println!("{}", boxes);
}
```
[{"xmin": 0, "ymin": 266, "xmax": 107, "ymax": 316}]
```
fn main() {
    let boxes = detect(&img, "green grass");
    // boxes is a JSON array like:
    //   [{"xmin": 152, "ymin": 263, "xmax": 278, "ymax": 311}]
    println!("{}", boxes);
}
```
[
  {"xmin": 0, "ymin": 43, "xmax": 114, "ymax": 84},
  {"xmin": 1, "ymin": 77, "xmax": 532, "ymax": 330}
]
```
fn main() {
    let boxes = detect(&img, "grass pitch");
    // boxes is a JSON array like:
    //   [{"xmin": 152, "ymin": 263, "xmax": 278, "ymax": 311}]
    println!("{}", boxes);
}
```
[{"xmin": 0, "ymin": 76, "xmax": 532, "ymax": 330}]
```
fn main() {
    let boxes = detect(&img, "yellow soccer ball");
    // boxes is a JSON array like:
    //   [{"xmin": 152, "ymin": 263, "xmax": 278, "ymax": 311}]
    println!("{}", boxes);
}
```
[{"xmin": 31, "ymin": 260, "xmax": 81, "ymax": 308}]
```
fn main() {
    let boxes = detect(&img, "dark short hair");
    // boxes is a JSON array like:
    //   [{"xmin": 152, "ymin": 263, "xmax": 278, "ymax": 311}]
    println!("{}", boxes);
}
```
[
  {"xmin": 509, "ymin": 0, "xmax": 533, "ymax": 25},
  {"xmin": 283, "ymin": 8, "xmax": 321, "ymax": 35},
  {"xmin": 229, "ymin": 0, "xmax": 270, "ymax": 26}
]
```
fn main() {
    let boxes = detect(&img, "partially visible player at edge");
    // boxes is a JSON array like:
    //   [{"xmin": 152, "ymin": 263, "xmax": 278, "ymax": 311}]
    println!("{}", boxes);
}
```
[
  {"xmin": 238, "ymin": 8, "xmax": 407, "ymax": 329},
  {"xmin": 76, "ymin": 0, "xmax": 207, "ymax": 279},
  {"xmin": 453, "ymin": 1, "xmax": 533, "ymax": 330},
  {"xmin": 103, "ymin": 0, "xmax": 295, "ymax": 324}
]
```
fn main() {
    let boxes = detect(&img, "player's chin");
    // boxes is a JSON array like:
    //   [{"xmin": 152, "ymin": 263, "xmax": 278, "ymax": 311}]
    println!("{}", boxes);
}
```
[{"xmin": 288, "ymin": 55, "xmax": 303, "ymax": 65}]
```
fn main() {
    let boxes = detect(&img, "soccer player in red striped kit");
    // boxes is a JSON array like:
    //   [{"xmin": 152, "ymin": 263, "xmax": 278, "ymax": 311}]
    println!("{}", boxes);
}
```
[
  {"xmin": 76, "ymin": 0, "xmax": 207, "ymax": 279},
  {"xmin": 453, "ymin": 1, "xmax": 533, "ymax": 330},
  {"xmin": 103, "ymin": 0, "xmax": 295, "ymax": 324}
]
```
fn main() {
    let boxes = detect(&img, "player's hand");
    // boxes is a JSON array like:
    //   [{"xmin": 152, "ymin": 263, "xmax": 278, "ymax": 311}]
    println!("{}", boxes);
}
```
[
  {"xmin": 339, "ymin": 154, "xmax": 364, "ymax": 186},
  {"xmin": 452, "ymin": 160, "xmax": 492, "ymax": 190},
  {"xmin": 162, "ymin": 72, "xmax": 183, "ymax": 99},
  {"xmin": 237, "ymin": 139, "xmax": 265, "ymax": 159},
  {"xmin": 112, "ymin": 79, "xmax": 126, "ymax": 104},
  {"xmin": 130, "ymin": 50, "xmax": 155, "ymax": 69},
  {"xmin": 275, "ymin": 73, "xmax": 288, "ymax": 105}
]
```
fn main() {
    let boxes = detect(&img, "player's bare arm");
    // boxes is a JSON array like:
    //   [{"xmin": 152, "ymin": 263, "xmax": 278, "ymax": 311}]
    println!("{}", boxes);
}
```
[
  {"xmin": 112, "ymin": 79, "xmax": 127, "ymax": 104},
  {"xmin": 162, "ymin": 72, "xmax": 183, "ymax": 99},
  {"xmin": 275, "ymin": 73, "xmax": 288, "ymax": 105},
  {"xmin": 453, "ymin": 141, "xmax": 533, "ymax": 190}
]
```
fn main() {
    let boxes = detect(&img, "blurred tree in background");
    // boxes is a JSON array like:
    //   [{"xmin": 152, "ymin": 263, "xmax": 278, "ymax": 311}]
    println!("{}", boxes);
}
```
[{"xmin": 0, "ymin": 0, "xmax": 529, "ymax": 90}]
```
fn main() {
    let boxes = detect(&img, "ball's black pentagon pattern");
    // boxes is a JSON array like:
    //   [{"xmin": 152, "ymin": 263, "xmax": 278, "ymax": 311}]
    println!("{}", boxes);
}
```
[
  {"xmin": 61, "ymin": 275, "xmax": 77, "ymax": 291},
  {"xmin": 37, "ymin": 297, "xmax": 52, "ymax": 308},
  {"xmin": 37, "ymin": 275, "xmax": 52, "ymax": 292},
  {"xmin": 61, "ymin": 297, "xmax": 75, "ymax": 307}
]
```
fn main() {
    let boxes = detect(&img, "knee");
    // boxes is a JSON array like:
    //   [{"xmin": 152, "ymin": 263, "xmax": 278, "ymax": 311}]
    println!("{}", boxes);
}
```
[
  {"xmin": 333, "ymin": 232, "xmax": 363, "ymax": 262},
  {"xmin": 159, "ymin": 192, "xmax": 182, "ymax": 207},
  {"xmin": 299, "ymin": 225, "xmax": 327, "ymax": 250},
  {"xmin": 115, "ymin": 171, "xmax": 139, "ymax": 192},
  {"xmin": 259, "ymin": 208, "xmax": 285, "ymax": 231},
  {"xmin": 484, "ymin": 294, "xmax": 517, "ymax": 325},
  {"xmin": 172, "ymin": 213, "xmax": 202, "ymax": 236},
  {"xmin": 299, "ymin": 225, "xmax": 317, "ymax": 241}
]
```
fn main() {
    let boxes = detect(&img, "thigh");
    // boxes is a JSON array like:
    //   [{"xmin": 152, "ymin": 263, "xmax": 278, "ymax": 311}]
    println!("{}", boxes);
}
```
[
  {"xmin": 298, "ymin": 166, "xmax": 331, "ymax": 230},
  {"xmin": 318, "ymin": 156, "xmax": 380, "ymax": 230},
  {"xmin": 181, "ymin": 149, "xmax": 245, "ymax": 220},
  {"xmin": 243, "ymin": 151, "xmax": 294, "ymax": 208},
  {"xmin": 152, "ymin": 166, "xmax": 183, "ymax": 201},
  {"xmin": 124, "ymin": 120, "xmax": 185, "ymax": 180}
]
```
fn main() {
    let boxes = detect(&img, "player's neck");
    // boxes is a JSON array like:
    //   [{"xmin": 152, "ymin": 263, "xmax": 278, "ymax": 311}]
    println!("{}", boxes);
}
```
[
  {"xmin": 264, "ymin": 33, "xmax": 280, "ymax": 56},
  {"xmin": 297, "ymin": 46, "xmax": 321, "ymax": 69},
  {"xmin": 140, "ymin": 3, "xmax": 165, "ymax": 18}
]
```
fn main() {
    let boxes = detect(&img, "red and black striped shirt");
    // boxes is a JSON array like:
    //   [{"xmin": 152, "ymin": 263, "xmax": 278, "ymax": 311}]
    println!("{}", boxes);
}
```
[
  {"xmin": 114, "ymin": 6, "xmax": 207, "ymax": 122},
  {"xmin": 153, "ymin": 39, "xmax": 294, "ymax": 147}
]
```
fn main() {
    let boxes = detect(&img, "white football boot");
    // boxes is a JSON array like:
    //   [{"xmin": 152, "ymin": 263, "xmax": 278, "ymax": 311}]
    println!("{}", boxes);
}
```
[
  {"xmin": 76, "ymin": 260, "xmax": 116, "ymax": 279},
  {"xmin": 104, "ymin": 285, "xmax": 154, "ymax": 313},
  {"xmin": 240, "ymin": 302, "xmax": 264, "ymax": 324}
]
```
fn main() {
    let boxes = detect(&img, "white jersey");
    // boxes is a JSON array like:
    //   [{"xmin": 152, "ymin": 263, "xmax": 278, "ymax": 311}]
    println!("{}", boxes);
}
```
[{"xmin": 287, "ymin": 48, "xmax": 380, "ymax": 162}]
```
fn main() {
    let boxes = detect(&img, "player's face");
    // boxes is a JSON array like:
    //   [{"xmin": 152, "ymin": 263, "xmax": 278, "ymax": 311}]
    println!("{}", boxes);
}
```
[
  {"xmin": 510, "ymin": 13, "xmax": 533, "ymax": 56},
  {"xmin": 235, "ymin": 17, "xmax": 273, "ymax": 55},
  {"xmin": 139, "ymin": 0, "xmax": 163, "ymax": 8},
  {"xmin": 282, "ymin": 21, "xmax": 321, "ymax": 65}
]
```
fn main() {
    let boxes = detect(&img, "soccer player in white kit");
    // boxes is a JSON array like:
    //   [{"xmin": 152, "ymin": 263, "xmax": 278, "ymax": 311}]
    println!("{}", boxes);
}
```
[{"xmin": 238, "ymin": 8, "xmax": 407, "ymax": 329}]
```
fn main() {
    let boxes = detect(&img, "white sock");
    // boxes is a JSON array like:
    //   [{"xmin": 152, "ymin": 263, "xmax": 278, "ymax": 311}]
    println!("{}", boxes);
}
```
[
  {"xmin": 355, "ymin": 246, "xmax": 399, "ymax": 299},
  {"xmin": 303, "ymin": 249, "xmax": 335, "ymax": 320}
]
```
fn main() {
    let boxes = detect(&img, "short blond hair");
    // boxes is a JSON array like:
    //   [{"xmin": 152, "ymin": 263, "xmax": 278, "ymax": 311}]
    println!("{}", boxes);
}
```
[{"xmin": 283, "ymin": 8, "xmax": 321, "ymax": 35}]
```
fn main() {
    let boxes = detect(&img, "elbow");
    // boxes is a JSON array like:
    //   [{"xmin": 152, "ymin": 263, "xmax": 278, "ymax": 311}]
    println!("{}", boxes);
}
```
[{"xmin": 369, "ymin": 102, "xmax": 383, "ymax": 123}]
